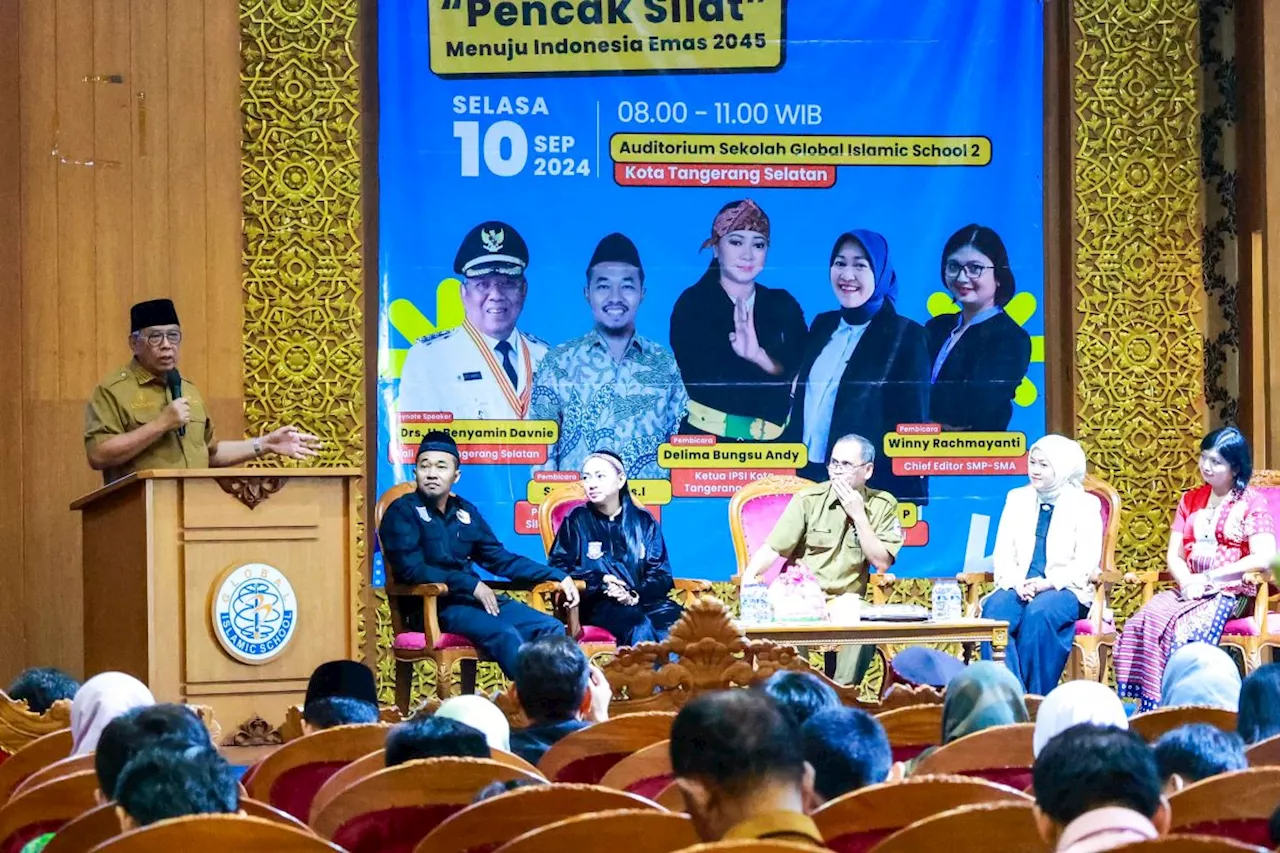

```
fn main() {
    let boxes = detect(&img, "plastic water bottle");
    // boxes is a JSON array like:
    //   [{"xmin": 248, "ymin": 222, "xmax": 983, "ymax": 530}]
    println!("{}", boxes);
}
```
[
  {"xmin": 932, "ymin": 579, "xmax": 962, "ymax": 622},
  {"xmin": 740, "ymin": 582, "xmax": 773, "ymax": 625}
]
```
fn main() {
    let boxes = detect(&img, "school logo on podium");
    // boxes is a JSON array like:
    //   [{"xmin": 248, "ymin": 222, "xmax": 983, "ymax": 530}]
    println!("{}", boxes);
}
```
[{"xmin": 211, "ymin": 563, "xmax": 298, "ymax": 665}]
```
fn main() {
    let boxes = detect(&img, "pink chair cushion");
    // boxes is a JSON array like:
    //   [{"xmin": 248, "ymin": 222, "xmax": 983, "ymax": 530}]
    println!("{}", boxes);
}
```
[
  {"xmin": 1074, "ymin": 618, "xmax": 1116, "ymax": 637},
  {"xmin": 890, "ymin": 744, "xmax": 931, "ymax": 763},
  {"xmin": 826, "ymin": 829, "xmax": 896, "ymax": 853},
  {"xmin": 332, "ymin": 804, "xmax": 462, "ymax": 853},
  {"xmin": 626, "ymin": 773, "xmax": 674, "ymax": 801},
  {"xmin": 969, "ymin": 768, "xmax": 1033, "ymax": 791},
  {"xmin": 1222, "ymin": 615, "xmax": 1280, "ymax": 637},
  {"xmin": 270, "ymin": 761, "xmax": 349, "ymax": 822},
  {"xmin": 1254, "ymin": 486, "xmax": 1280, "ymax": 532},
  {"xmin": 549, "ymin": 498, "xmax": 588, "ymax": 537},
  {"xmin": 1, "ymin": 820, "xmax": 64, "ymax": 853},
  {"xmin": 579, "ymin": 625, "xmax": 616, "ymax": 643},
  {"xmin": 553, "ymin": 751, "xmax": 631, "ymax": 784},
  {"xmin": 393, "ymin": 632, "xmax": 476, "ymax": 651},
  {"xmin": 741, "ymin": 493, "xmax": 797, "ymax": 584},
  {"xmin": 1087, "ymin": 487, "xmax": 1111, "ymax": 533},
  {"xmin": 1177, "ymin": 819, "xmax": 1271, "ymax": 847}
]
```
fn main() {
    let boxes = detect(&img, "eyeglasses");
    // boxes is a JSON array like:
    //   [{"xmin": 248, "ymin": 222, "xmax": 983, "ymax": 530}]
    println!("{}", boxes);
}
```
[
  {"xmin": 828, "ymin": 459, "xmax": 868, "ymax": 472},
  {"xmin": 466, "ymin": 277, "xmax": 524, "ymax": 296},
  {"xmin": 136, "ymin": 330, "xmax": 183, "ymax": 346},
  {"xmin": 944, "ymin": 260, "xmax": 996, "ymax": 281}
]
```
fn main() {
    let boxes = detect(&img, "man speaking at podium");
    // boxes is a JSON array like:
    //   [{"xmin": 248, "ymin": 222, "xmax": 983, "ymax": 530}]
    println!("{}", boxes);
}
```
[{"xmin": 85, "ymin": 299, "xmax": 321, "ymax": 484}]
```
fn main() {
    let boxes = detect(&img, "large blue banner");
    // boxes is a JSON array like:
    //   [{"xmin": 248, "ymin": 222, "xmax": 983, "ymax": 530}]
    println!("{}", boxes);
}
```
[{"xmin": 376, "ymin": 0, "xmax": 1046, "ymax": 583}]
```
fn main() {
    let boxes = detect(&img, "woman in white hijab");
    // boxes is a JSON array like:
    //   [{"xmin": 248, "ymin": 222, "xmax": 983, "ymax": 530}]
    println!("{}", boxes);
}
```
[
  {"xmin": 1033, "ymin": 680, "xmax": 1129, "ymax": 757},
  {"xmin": 1159, "ymin": 642, "xmax": 1241, "ymax": 711},
  {"xmin": 71, "ymin": 672, "xmax": 155, "ymax": 755},
  {"xmin": 979, "ymin": 434, "xmax": 1103, "ymax": 694},
  {"xmin": 434, "ymin": 694, "xmax": 511, "ymax": 753}
]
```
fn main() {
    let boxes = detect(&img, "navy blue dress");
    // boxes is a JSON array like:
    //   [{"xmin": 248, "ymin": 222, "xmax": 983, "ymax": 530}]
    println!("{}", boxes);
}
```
[{"xmin": 548, "ymin": 504, "xmax": 683, "ymax": 646}]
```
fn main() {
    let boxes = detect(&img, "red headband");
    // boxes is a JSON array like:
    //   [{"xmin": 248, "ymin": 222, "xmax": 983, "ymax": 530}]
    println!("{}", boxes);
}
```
[{"xmin": 701, "ymin": 199, "xmax": 770, "ymax": 250}]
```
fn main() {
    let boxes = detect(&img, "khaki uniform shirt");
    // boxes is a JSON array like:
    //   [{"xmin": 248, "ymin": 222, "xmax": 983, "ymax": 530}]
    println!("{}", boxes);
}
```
[
  {"xmin": 84, "ymin": 359, "xmax": 216, "ymax": 484},
  {"xmin": 722, "ymin": 811, "xmax": 825, "ymax": 847},
  {"xmin": 765, "ymin": 482, "xmax": 904, "ymax": 596}
]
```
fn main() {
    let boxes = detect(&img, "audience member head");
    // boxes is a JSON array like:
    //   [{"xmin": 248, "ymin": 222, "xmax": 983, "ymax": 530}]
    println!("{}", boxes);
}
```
[
  {"xmin": 940, "ymin": 662, "xmax": 1029, "ymax": 745},
  {"xmin": 95, "ymin": 704, "xmax": 213, "ymax": 801},
  {"xmin": 6, "ymin": 668, "xmax": 80, "ymax": 715},
  {"xmin": 801, "ymin": 707, "xmax": 891, "ymax": 805},
  {"xmin": 1033, "ymin": 724, "xmax": 1169, "ymax": 847},
  {"xmin": 1160, "ymin": 642, "xmax": 1241, "ymax": 711},
  {"xmin": 1237, "ymin": 662, "xmax": 1280, "ymax": 744},
  {"xmin": 71, "ymin": 672, "xmax": 156, "ymax": 756},
  {"xmin": 670, "ymin": 689, "xmax": 814, "ymax": 842},
  {"xmin": 1153, "ymin": 724, "xmax": 1247, "ymax": 793},
  {"xmin": 514, "ymin": 634, "xmax": 590, "ymax": 725},
  {"xmin": 1033, "ymin": 680, "xmax": 1129, "ymax": 757},
  {"xmin": 888, "ymin": 647, "xmax": 965, "ymax": 690},
  {"xmin": 473, "ymin": 777, "xmax": 548, "ymax": 803},
  {"xmin": 302, "ymin": 660, "xmax": 379, "ymax": 735},
  {"xmin": 436, "ymin": 695, "xmax": 511, "ymax": 752},
  {"xmin": 114, "ymin": 746, "xmax": 238, "ymax": 831},
  {"xmin": 384, "ymin": 716, "xmax": 489, "ymax": 766},
  {"xmin": 759, "ymin": 671, "xmax": 839, "ymax": 728}
]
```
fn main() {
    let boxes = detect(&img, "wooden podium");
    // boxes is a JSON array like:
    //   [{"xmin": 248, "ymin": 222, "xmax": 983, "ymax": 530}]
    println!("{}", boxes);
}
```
[{"xmin": 71, "ymin": 468, "xmax": 362, "ymax": 738}]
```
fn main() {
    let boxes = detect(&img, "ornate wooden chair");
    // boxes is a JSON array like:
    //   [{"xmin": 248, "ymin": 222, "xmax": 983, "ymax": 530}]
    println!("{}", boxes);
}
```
[
  {"xmin": 0, "ymin": 769, "xmax": 98, "ymax": 853},
  {"xmin": 11, "ymin": 752, "xmax": 95, "ymax": 799},
  {"xmin": 1244, "ymin": 732, "xmax": 1280, "ymax": 766},
  {"xmin": 415, "ymin": 783, "xmax": 656, "ymax": 853},
  {"xmin": 598, "ymin": 739, "xmax": 673, "ymax": 800},
  {"xmin": 242, "ymin": 723, "xmax": 387, "ymax": 823},
  {"xmin": 910, "ymin": 723, "xmax": 1036, "ymax": 791},
  {"xmin": 865, "ymin": 801, "xmax": 1040, "ymax": 853},
  {"xmin": 671, "ymin": 844, "xmax": 821, "ymax": 853},
  {"xmin": 0, "ymin": 697, "xmax": 71, "ymax": 767},
  {"xmin": 308, "ymin": 746, "xmax": 541, "ymax": 824},
  {"xmin": 1128, "ymin": 706, "xmax": 1238, "ymax": 742},
  {"xmin": 310, "ymin": 756, "xmax": 539, "ymax": 853},
  {"xmin": 493, "ymin": 809, "xmax": 698, "ymax": 853},
  {"xmin": 1105, "ymin": 838, "xmax": 1269, "ymax": 852},
  {"xmin": 44, "ymin": 797, "xmax": 310, "ymax": 853},
  {"xmin": 537, "ymin": 711, "xmax": 675, "ymax": 783},
  {"xmin": 87, "ymin": 814, "xmax": 341, "ymax": 853},
  {"xmin": 0, "ymin": 729, "xmax": 71, "ymax": 804},
  {"xmin": 1121, "ymin": 470, "xmax": 1280, "ymax": 675},
  {"xmin": 539, "ymin": 482, "xmax": 712, "ymax": 660},
  {"xmin": 958, "ymin": 472, "xmax": 1122, "ymax": 682},
  {"xmin": 872, "ymin": 705, "xmax": 943, "ymax": 763},
  {"xmin": 811, "ymin": 774, "xmax": 1031, "ymax": 853},
  {"xmin": 1166, "ymin": 767, "xmax": 1280, "ymax": 847}
]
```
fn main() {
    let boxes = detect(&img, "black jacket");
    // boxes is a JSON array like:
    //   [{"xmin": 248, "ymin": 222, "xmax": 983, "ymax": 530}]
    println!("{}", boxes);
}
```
[
  {"xmin": 925, "ymin": 311, "xmax": 1031, "ymax": 432},
  {"xmin": 786, "ymin": 302, "xmax": 931, "ymax": 504},
  {"xmin": 547, "ymin": 504, "xmax": 674, "ymax": 606}
]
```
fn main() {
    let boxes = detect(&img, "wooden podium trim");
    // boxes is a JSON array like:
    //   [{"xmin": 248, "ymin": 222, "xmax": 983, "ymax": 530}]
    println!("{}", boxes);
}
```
[
  {"xmin": 70, "ymin": 467, "xmax": 362, "ymax": 510},
  {"xmin": 216, "ymin": 476, "xmax": 287, "ymax": 509}
]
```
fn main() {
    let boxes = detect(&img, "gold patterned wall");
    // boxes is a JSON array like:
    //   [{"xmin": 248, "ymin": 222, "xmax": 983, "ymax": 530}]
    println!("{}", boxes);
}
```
[
  {"xmin": 1072, "ymin": 0, "xmax": 1206, "ymax": 575},
  {"xmin": 239, "ymin": 0, "xmax": 367, "ymax": 655}
]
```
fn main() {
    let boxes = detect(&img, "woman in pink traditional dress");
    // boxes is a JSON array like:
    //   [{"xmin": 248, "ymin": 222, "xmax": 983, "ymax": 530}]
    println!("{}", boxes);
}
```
[{"xmin": 1114, "ymin": 428, "xmax": 1277, "ymax": 710}]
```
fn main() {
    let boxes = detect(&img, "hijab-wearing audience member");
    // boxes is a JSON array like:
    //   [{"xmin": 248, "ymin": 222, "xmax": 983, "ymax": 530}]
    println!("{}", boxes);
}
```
[
  {"xmin": 71, "ymin": 672, "xmax": 156, "ymax": 756},
  {"xmin": 384, "ymin": 717, "xmax": 489, "ymax": 766},
  {"xmin": 801, "ymin": 707, "xmax": 893, "ymax": 805},
  {"xmin": 1158, "ymin": 642, "xmax": 1241, "ymax": 711},
  {"xmin": 1033, "ymin": 681, "xmax": 1129, "ymax": 758},
  {"xmin": 1237, "ymin": 662, "xmax": 1280, "ymax": 744},
  {"xmin": 508, "ymin": 635, "xmax": 611, "ymax": 766},
  {"xmin": 6, "ymin": 667, "xmax": 80, "ymax": 715},
  {"xmin": 113, "ymin": 746, "xmax": 239, "ymax": 830},
  {"xmin": 759, "ymin": 671, "xmax": 839, "ymax": 729},
  {"xmin": 436, "ymin": 695, "xmax": 512, "ymax": 753},
  {"xmin": 1153, "ymin": 724, "xmax": 1247, "ymax": 793},
  {"xmin": 1033, "ymin": 724, "xmax": 1169, "ymax": 853},
  {"xmin": 301, "ymin": 660, "xmax": 380, "ymax": 734},
  {"xmin": 914, "ymin": 661, "xmax": 1029, "ymax": 769},
  {"xmin": 670, "ymin": 690, "xmax": 823, "ymax": 846}
]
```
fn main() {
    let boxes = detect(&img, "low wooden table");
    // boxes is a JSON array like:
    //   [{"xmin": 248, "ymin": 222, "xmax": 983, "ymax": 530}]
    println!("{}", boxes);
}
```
[{"xmin": 745, "ymin": 617, "xmax": 1010, "ymax": 664}]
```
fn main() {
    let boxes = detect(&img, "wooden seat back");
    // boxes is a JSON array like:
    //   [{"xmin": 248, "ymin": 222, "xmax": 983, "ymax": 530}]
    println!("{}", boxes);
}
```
[
  {"xmin": 87, "ymin": 813, "xmax": 341, "ymax": 852},
  {"xmin": 242, "ymin": 723, "xmax": 386, "ymax": 821},
  {"xmin": 0, "ymin": 770, "xmax": 99, "ymax": 853},
  {"xmin": 310, "ymin": 757, "xmax": 540, "ymax": 851},
  {"xmin": 493, "ymin": 809, "xmax": 698, "ymax": 853},
  {"xmin": 872, "ymin": 705, "xmax": 943, "ymax": 762},
  {"xmin": 910, "ymin": 723, "xmax": 1035, "ymax": 789},
  {"xmin": 1105, "ymin": 837, "xmax": 1270, "ymax": 852},
  {"xmin": 811, "ymin": 774, "xmax": 1031, "ymax": 851},
  {"xmin": 598, "ymin": 740, "xmax": 673, "ymax": 799},
  {"xmin": 671, "ymin": 843, "xmax": 823, "ymax": 853},
  {"xmin": 0, "ymin": 729, "xmax": 72, "ymax": 804},
  {"xmin": 1166, "ymin": 767, "xmax": 1280, "ymax": 846},
  {"xmin": 1129, "ymin": 707, "xmax": 1239, "ymax": 742},
  {"xmin": 866, "ymin": 801, "xmax": 1040, "ymax": 853},
  {"xmin": 0, "ymin": 697, "xmax": 72, "ymax": 764},
  {"xmin": 12, "ymin": 753, "xmax": 95, "ymax": 799},
  {"xmin": 538, "ymin": 712, "xmax": 675, "ymax": 782},
  {"xmin": 415, "ymin": 783, "xmax": 657, "ymax": 853},
  {"xmin": 654, "ymin": 780, "xmax": 684, "ymax": 811},
  {"xmin": 1244, "ymin": 732, "xmax": 1280, "ymax": 766}
]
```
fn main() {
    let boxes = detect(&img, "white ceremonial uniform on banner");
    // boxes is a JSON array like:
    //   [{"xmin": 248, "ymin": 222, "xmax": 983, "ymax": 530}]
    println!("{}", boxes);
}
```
[{"xmin": 397, "ymin": 322, "xmax": 549, "ymax": 420}]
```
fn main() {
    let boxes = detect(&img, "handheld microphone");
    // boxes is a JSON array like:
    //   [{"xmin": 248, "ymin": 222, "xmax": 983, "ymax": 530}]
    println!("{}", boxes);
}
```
[{"xmin": 166, "ymin": 369, "xmax": 185, "ymax": 437}]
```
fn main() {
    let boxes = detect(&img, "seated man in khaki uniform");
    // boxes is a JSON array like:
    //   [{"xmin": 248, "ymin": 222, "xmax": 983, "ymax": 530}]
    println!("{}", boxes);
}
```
[
  {"xmin": 85, "ymin": 299, "xmax": 321, "ymax": 484},
  {"xmin": 741, "ymin": 433, "xmax": 903, "ymax": 685}
]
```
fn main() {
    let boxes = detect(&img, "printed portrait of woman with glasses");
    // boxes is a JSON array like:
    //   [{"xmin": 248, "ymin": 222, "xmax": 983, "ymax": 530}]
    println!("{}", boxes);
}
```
[{"xmin": 924, "ymin": 224, "xmax": 1032, "ymax": 432}]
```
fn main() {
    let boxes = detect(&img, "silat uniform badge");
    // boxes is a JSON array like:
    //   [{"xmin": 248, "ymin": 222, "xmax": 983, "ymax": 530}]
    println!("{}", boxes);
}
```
[
  {"xmin": 457, "ymin": 508, "xmax": 472, "ymax": 525},
  {"xmin": 481, "ymin": 228, "xmax": 505, "ymax": 252},
  {"xmin": 587, "ymin": 541, "xmax": 604, "ymax": 560}
]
